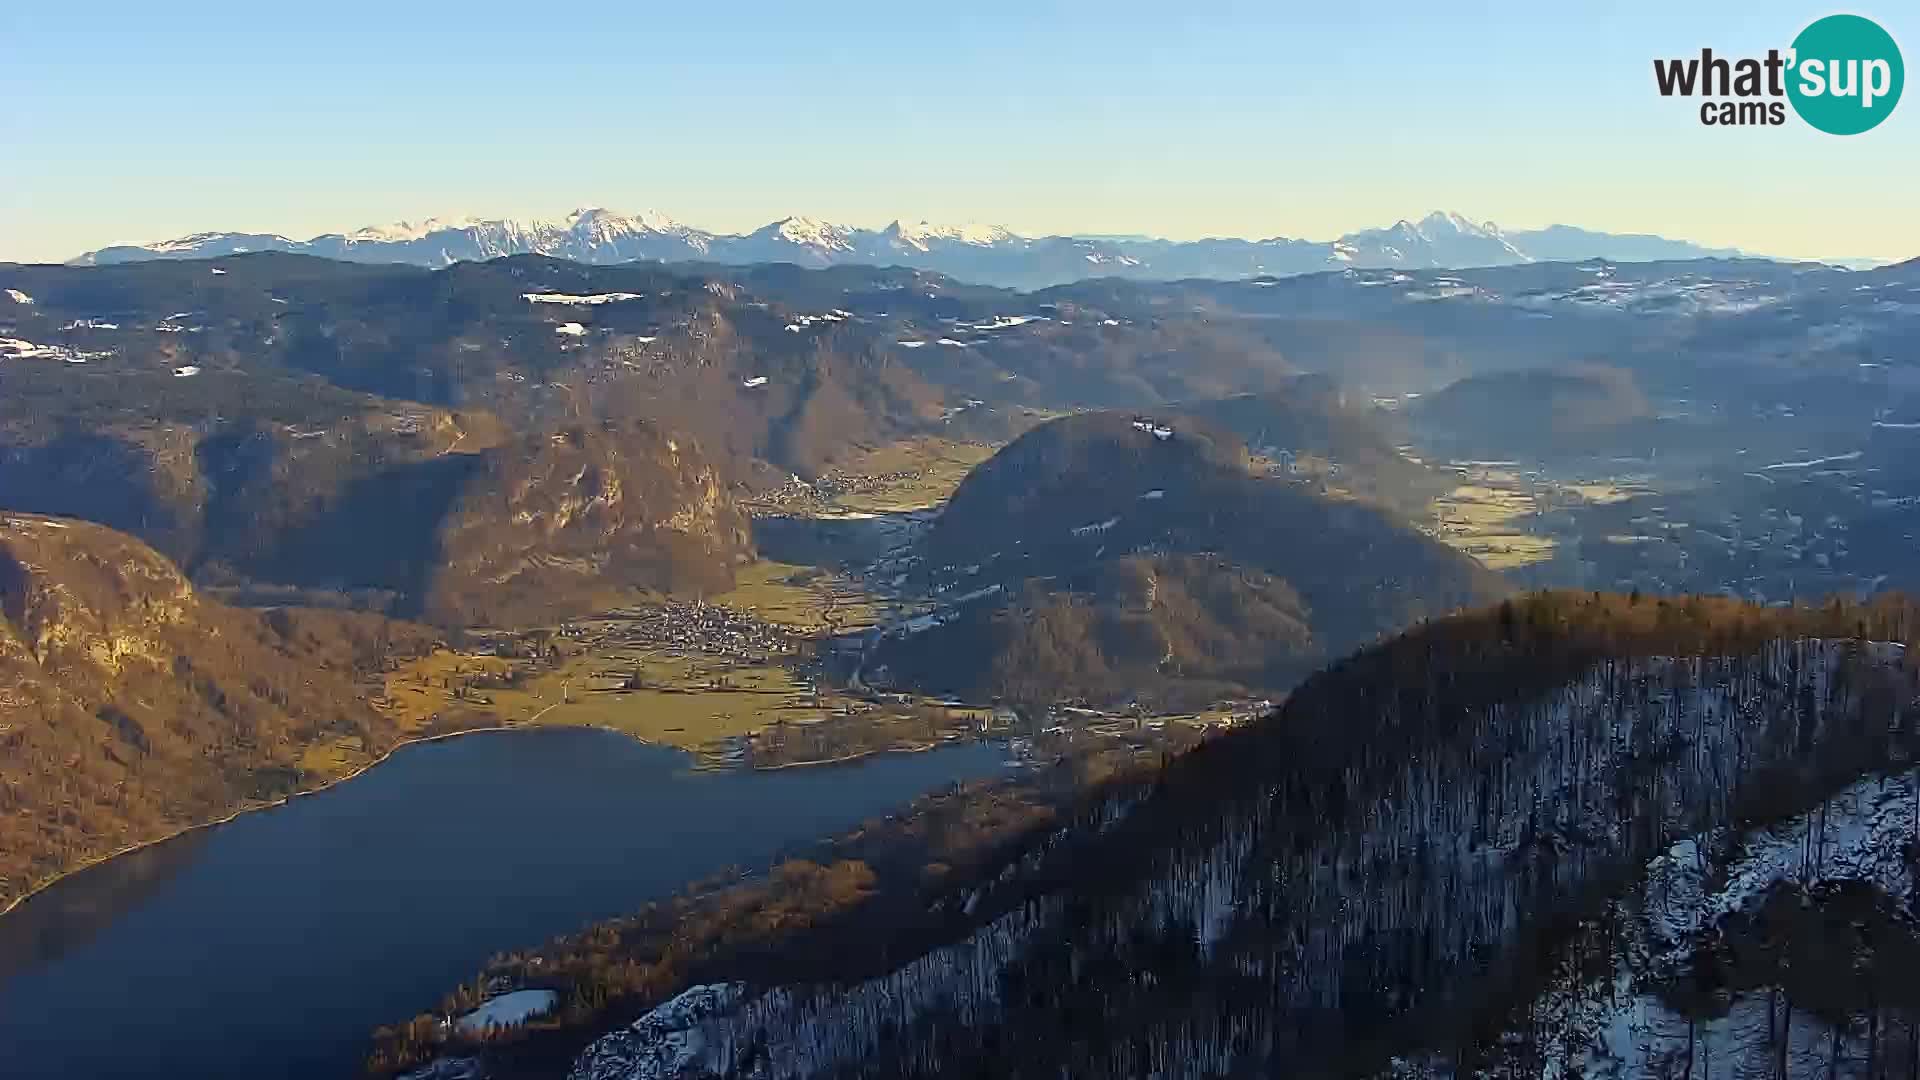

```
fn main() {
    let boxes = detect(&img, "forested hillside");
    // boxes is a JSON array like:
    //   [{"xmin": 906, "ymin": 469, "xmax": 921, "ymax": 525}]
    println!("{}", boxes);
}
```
[
  {"xmin": 1175, "ymin": 376, "xmax": 1442, "ymax": 514},
  {"xmin": 875, "ymin": 411, "xmax": 1501, "ymax": 706},
  {"xmin": 0, "ymin": 364, "xmax": 747, "ymax": 626},
  {"xmin": 879, "ymin": 555, "xmax": 1317, "ymax": 708},
  {"xmin": 423, "ymin": 420, "xmax": 750, "ymax": 626},
  {"xmin": 0, "ymin": 253, "xmax": 1306, "ymax": 485},
  {"xmin": 0, "ymin": 514, "xmax": 439, "ymax": 910},
  {"xmin": 1410, "ymin": 363, "xmax": 1654, "ymax": 458},
  {"xmin": 554, "ymin": 593, "xmax": 1920, "ymax": 1079}
]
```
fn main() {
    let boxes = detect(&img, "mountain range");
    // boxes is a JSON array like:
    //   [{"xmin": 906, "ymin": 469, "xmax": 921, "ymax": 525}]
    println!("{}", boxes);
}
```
[
  {"xmin": 67, "ymin": 208, "xmax": 1761, "ymax": 289},
  {"xmin": 9, "ymin": 234, "xmax": 1920, "ymax": 1079}
]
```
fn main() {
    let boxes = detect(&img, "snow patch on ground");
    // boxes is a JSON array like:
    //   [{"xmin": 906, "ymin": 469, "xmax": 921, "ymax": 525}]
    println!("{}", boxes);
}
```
[
  {"xmin": 784, "ymin": 311, "xmax": 852, "ymax": 333},
  {"xmin": 1406, "ymin": 285, "xmax": 1482, "ymax": 301},
  {"xmin": 397, "ymin": 1056, "xmax": 485, "ymax": 1080},
  {"xmin": 952, "ymin": 314, "xmax": 1045, "ymax": 333},
  {"xmin": 1644, "ymin": 770, "xmax": 1919, "ymax": 971},
  {"xmin": 946, "ymin": 583, "xmax": 1003, "ymax": 606},
  {"xmin": 0, "ymin": 338, "xmax": 110, "ymax": 364},
  {"xmin": 1764, "ymin": 450, "xmax": 1863, "ymax": 471},
  {"xmin": 456, "ymin": 989, "xmax": 557, "ymax": 1034},
  {"xmin": 569, "ymin": 983, "xmax": 745, "ymax": 1080},
  {"xmin": 525, "ymin": 292, "xmax": 644, "ymax": 305},
  {"xmin": 1518, "ymin": 764, "xmax": 1920, "ymax": 1078}
]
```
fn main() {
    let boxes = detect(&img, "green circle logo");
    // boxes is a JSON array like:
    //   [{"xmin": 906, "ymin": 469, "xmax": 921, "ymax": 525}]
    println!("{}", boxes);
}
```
[{"xmin": 1787, "ymin": 14, "xmax": 1904, "ymax": 134}]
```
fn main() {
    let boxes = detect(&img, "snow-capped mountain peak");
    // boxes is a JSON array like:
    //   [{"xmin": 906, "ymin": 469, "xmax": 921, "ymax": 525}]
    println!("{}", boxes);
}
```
[
  {"xmin": 345, "ymin": 217, "xmax": 492, "ymax": 244},
  {"xmin": 145, "ymin": 231, "xmax": 297, "ymax": 254},
  {"xmin": 331, "ymin": 209, "xmax": 686, "ymax": 249},
  {"xmin": 1343, "ymin": 210, "xmax": 1531, "ymax": 266},
  {"xmin": 1415, "ymin": 209, "xmax": 1500, "ymax": 238},
  {"xmin": 763, "ymin": 216, "xmax": 856, "ymax": 252},
  {"xmin": 566, "ymin": 207, "xmax": 683, "ymax": 236},
  {"xmin": 68, "ymin": 207, "xmax": 1748, "ymax": 281},
  {"xmin": 887, "ymin": 220, "xmax": 1017, "ymax": 251}
]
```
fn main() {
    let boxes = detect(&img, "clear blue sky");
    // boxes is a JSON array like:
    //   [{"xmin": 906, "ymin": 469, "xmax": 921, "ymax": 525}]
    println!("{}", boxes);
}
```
[{"xmin": 3, "ymin": 1, "xmax": 1916, "ymax": 263}]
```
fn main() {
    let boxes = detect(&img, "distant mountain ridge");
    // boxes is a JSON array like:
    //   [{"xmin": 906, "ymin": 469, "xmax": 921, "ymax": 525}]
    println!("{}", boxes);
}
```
[{"xmin": 67, "ymin": 208, "xmax": 1763, "ymax": 288}]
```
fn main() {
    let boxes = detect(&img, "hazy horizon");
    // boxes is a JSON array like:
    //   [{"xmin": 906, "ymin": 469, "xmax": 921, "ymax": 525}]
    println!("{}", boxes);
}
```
[{"xmin": 6, "ymin": 1, "xmax": 1917, "ymax": 264}]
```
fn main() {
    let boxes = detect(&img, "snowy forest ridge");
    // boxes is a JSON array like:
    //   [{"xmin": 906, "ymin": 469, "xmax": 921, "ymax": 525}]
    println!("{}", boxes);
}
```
[{"xmin": 554, "ymin": 632, "xmax": 1920, "ymax": 1079}]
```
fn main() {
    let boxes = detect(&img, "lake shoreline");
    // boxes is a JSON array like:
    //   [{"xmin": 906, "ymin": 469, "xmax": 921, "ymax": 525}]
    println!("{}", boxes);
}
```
[
  {"xmin": 0, "ymin": 718, "xmax": 976, "ymax": 921},
  {"xmin": 0, "ymin": 723, "xmax": 523, "ymax": 922},
  {"xmin": 0, "ymin": 727, "xmax": 1013, "ymax": 1080},
  {"xmin": 746, "ymin": 739, "xmax": 945, "ymax": 771}
]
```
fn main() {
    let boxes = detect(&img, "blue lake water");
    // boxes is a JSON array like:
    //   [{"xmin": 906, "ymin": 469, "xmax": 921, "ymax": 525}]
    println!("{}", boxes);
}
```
[{"xmin": 0, "ymin": 728, "xmax": 1008, "ymax": 1079}]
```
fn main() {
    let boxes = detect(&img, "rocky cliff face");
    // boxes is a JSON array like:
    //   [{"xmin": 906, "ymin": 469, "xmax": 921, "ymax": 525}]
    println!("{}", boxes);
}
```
[
  {"xmin": 424, "ymin": 420, "xmax": 751, "ymax": 627},
  {"xmin": 0, "ymin": 514, "xmax": 420, "ymax": 909},
  {"xmin": 0, "ymin": 514, "xmax": 197, "ymax": 683}
]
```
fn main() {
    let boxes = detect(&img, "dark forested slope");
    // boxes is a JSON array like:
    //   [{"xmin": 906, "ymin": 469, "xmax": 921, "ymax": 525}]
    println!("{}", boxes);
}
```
[
  {"xmin": 0, "ymin": 254, "xmax": 1308, "ymax": 484},
  {"xmin": 1174, "ymin": 375, "xmax": 1442, "ymax": 513},
  {"xmin": 877, "ymin": 411, "xmax": 1501, "ymax": 706},
  {"xmin": 879, "ymin": 554, "xmax": 1317, "ymax": 708},
  {"xmin": 0, "ymin": 366, "xmax": 748, "ymax": 627},
  {"xmin": 1410, "ymin": 363, "xmax": 1654, "ymax": 457}
]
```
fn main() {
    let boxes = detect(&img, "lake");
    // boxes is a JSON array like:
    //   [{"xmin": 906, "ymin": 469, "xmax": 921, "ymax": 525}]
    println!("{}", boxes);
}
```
[{"xmin": 0, "ymin": 728, "xmax": 1010, "ymax": 1079}]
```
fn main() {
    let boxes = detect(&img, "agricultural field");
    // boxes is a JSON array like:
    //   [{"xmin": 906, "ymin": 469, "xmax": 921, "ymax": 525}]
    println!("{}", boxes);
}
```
[
  {"xmin": 359, "ymin": 632, "xmax": 982, "ymax": 769},
  {"xmin": 712, "ymin": 560, "xmax": 884, "ymax": 634},
  {"xmin": 1429, "ymin": 470, "xmax": 1557, "ymax": 571},
  {"xmin": 1559, "ymin": 480, "xmax": 1643, "ymax": 505},
  {"xmin": 746, "ymin": 437, "xmax": 998, "ymax": 519},
  {"xmin": 298, "ymin": 650, "xmax": 513, "ymax": 776},
  {"xmin": 1426, "ymin": 468, "xmax": 1666, "ymax": 574},
  {"xmin": 825, "ymin": 438, "xmax": 998, "ymax": 513},
  {"xmin": 518, "ymin": 652, "xmax": 829, "ymax": 746},
  {"xmin": 365, "ymin": 646, "xmax": 824, "ymax": 752}
]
